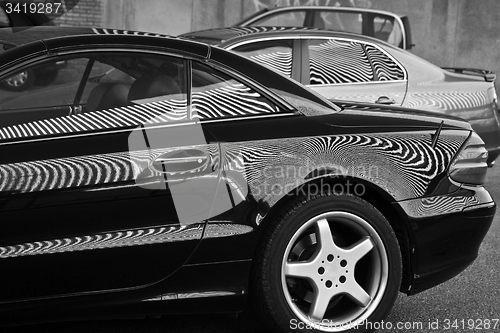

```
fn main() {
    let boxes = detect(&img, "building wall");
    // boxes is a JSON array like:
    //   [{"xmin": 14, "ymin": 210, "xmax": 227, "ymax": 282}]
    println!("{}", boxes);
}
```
[
  {"xmin": 54, "ymin": 0, "xmax": 102, "ymax": 27},
  {"xmin": 68, "ymin": 0, "xmax": 500, "ymax": 93}
]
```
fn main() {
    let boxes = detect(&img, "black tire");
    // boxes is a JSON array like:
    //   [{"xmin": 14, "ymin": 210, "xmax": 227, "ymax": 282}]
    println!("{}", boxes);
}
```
[
  {"xmin": 251, "ymin": 190, "xmax": 401, "ymax": 333},
  {"xmin": 1, "ymin": 69, "xmax": 35, "ymax": 91}
]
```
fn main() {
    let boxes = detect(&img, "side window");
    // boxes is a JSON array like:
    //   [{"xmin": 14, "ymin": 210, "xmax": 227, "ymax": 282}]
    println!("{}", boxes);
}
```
[
  {"xmin": 307, "ymin": 39, "xmax": 373, "ymax": 85},
  {"xmin": 317, "ymin": 11, "xmax": 362, "ymax": 34},
  {"xmin": 373, "ymin": 15, "xmax": 395, "ymax": 43},
  {"xmin": 0, "ymin": 53, "xmax": 187, "ymax": 138},
  {"xmin": 0, "ymin": 57, "xmax": 101, "ymax": 127},
  {"xmin": 363, "ymin": 44, "xmax": 405, "ymax": 81},
  {"xmin": 372, "ymin": 14, "xmax": 404, "ymax": 48},
  {"xmin": 231, "ymin": 40, "xmax": 293, "ymax": 78},
  {"xmin": 253, "ymin": 10, "xmax": 306, "ymax": 27},
  {"xmin": 191, "ymin": 61, "xmax": 280, "ymax": 120},
  {"xmin": 126, "ymin": 56, "xmax": 187, "ymax": 122}
]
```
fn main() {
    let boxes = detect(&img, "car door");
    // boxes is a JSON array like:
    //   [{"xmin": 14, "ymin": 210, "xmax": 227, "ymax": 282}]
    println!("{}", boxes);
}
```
[
  {"xmin": 302, "ymin": 37, "xmax": 408, "ymax": 106},
  {"xmin": 0, "ymin": 50, "xmax": 219, "ymax": 301}
]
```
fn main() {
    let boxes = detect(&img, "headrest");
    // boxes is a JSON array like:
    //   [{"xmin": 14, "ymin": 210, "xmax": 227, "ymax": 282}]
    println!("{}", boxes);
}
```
[
  {"xmin": 128, "ymin": 74, "xmax": 181, "ymax": 103},
  {"xmin": 86, "ymin": 83, "xmax": 129, "ymax": 113}
]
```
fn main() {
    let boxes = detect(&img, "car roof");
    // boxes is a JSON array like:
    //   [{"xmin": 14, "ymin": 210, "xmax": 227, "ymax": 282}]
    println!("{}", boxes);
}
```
[
  {"xmin": 0, "ymin": 26, "xmax": 211, "ymax": 63},
  {"xmin": 180, "ymin": 26, "xmax": 401, "ymax": 50},
  {"xmin": 0, "ymin": 26, "xmax": 179, "ymax": 47},
  {"xmin": 0, "ymin": 26, "xmax": 95, "ymax": 47}
]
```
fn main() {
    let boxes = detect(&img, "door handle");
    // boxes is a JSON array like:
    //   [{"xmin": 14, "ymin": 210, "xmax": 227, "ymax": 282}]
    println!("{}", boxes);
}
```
[
  {"xmin": 375, "ymin": 96, "xmax": 396, "ymax": 105},
  {"xmin": 152, "ymin": 149, "xmax": 209, "ymax": 173}
]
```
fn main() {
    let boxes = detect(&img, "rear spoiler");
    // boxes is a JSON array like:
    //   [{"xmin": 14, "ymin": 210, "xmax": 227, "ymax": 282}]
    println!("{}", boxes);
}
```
[{"xmin": 442, "ymin": 67, "xmax": 496, "ymax": 82}]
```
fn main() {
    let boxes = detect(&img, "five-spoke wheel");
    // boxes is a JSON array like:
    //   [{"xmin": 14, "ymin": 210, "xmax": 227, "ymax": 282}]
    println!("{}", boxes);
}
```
[
  {"xmin": 252, "ymin": 191, "xmax": 401, "ymax": 333},
  {"xmin": 1, "ymin": 70, "xmax": 35, "ymax": 91}
]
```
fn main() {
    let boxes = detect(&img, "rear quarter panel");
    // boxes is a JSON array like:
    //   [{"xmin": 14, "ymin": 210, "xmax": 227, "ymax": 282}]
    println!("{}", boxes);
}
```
[{"xmin": 385, "ymin": 47, "xmax": 500, "ymax": 156}]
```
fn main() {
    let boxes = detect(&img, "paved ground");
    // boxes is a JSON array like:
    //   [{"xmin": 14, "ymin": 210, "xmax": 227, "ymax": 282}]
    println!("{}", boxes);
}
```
[{"xmin": 4, "ymin": 165, "xmax": 500, "ymax": 333}]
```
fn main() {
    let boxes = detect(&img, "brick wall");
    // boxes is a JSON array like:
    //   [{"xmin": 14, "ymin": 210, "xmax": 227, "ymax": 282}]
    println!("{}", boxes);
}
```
[{"xmin": 53, "ymin": 0, "xmax": 102, "ymax": 27}]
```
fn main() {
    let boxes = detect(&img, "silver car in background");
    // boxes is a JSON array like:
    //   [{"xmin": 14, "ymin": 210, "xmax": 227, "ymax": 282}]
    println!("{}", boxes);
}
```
[{"xmin": 181, "ymin": 27, "xmax": 500, "ymax": 165}]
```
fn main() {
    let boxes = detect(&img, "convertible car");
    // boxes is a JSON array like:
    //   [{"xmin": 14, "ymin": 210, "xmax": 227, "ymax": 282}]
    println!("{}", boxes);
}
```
[
  {"xmin": 235, "ymin": 5, "xmax": 413, "ymax": 49},
  {"xmin": 181, "ymin": 27, "xmax": 500, "ymax": 166},
  {"xmin": 0, "ymin": 27, "xmax": 495, "ymax": 332}
]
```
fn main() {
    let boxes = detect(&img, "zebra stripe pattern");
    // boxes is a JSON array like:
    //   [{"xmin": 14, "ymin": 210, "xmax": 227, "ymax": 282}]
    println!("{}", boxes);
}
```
[
  {"xmin": 249, "ymin": 50, "xmax": 292, "ymax": 77},
  {"xmin": 191, "ymin": 82, "xmax": 279, "ymax": 119},
  {"xmin": 92, "ymin": 28, "xmax": 172, "ymax": 38},
  {"xmin": 399, "ymin": 187, "xmax": 493, "ymax": 218},
  {"xmin": 0, "ymin": 145, "xmax": 219, "ymax": 193},
  {"xmin": 403, "ymin": 91, "xmax": 489, "ymax": 114},
  {"xmin": 221, "ymin": 132, "xmax": 466, "ymax": 207},
  {"xmin": 309, "ymin": 39, "xmax": 373, "ymax": 84},
  {"xmin": 0, "ymin": 84, "xmax": 277, "ymax": 141},
  {"xmin": 338, "ymin": 108, "xmax": 471, "ymax": 129},
  {"xmin": 0, "ymin": 222, "xmax": 252, "ymax": 259},
  {"xmin": 0, "ymin": 224, "xmax": 203, "ymax": 259},
  {"xmin": 364, "ymin": 44, "xmax": 405, "ymax": 81}
]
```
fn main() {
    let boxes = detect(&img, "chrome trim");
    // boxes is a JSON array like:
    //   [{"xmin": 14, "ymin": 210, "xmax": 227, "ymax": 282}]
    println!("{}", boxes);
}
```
[
  {"xmin": 155, "ymin": 156, "xmax": 208, "ymax": 164},
  {"xmin": 462, "ymin": 202, "xmax": 495, "ymax": 212},
  {"xmin": 307, "ymin": 79, "xmax": 407, "ymax": 88},
  {"xmin": 142, "ymin": 290, "xmax": 237, "ymax": 302}
]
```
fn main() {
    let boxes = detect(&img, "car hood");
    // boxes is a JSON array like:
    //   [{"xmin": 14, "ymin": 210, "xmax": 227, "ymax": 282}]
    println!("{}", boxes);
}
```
[{"xmin": 325, "ymin": 102, "xmax": 472, "ymax": 131}]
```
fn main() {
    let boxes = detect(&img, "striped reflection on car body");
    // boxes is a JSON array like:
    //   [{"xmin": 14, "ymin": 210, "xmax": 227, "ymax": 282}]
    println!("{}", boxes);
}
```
[
  {"xmin": 94, "ymin": 26, "xmax": 291, "ymax": 41},
  {"xmin": 0, "ymin": 101, "xmax": 187, "ymax": 140},
  {"xmin": 404, "ymin": 91, "xmax": 489, "ymax": 112},
  {"xmin": 399, "ymin": 187, "xmax": 494, "ymax": 218},
  {"xmin": 309, "ymin": 39, "xmax": 373, "ymax": 84},
  {"xmin": 0, "ymin": 145, "xmax": 219, "ymax": 193},
  {"xmin": 92, "ymin": 27, "xmax": 171, "ymax": 38},
  {"xmin": 249, "ymin": 50, "xmax": 292, "ymax": 77},
  {"xmin": 221, "ymin": 132, "xmax": 465, "ymax": 206},
  {"xmin": 0, "ymin": 222, "xmax": 253, "ymax": 259},
  {"xmin": 364, "ymin": 44, "xmax": 405, "ymax": 81},
  {"xmin": 0, "ymin": 83, "xmax": 277, "ymax": 140},
  {"xmin": 191, "ymin": 82, "xmax": 278, "ymax": 119},
  {"xmin": 0, "ymin": 224, "xmax": 204, "ymax": 259}
]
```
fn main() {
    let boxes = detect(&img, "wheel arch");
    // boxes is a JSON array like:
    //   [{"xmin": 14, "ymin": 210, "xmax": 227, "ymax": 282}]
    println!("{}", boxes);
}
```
[{"xmin": 253, "ymin": 174, "xmax": 414, "ymax": 293}]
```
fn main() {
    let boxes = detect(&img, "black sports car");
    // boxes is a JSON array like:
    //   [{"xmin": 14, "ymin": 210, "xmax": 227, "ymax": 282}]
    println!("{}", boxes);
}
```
[{"xmin": 0, "ymin": 27, "xmax": 495, "ymax": 332}]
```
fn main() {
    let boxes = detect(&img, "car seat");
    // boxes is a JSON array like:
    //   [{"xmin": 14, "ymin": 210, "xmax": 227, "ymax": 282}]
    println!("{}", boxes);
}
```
[
  {"xmin": 86, "ymin": 83, "xmax": 129, "ymax": 113},
  {"xmin": 127, "ymin": 73, "xmax": 182, "ymax": 103}
]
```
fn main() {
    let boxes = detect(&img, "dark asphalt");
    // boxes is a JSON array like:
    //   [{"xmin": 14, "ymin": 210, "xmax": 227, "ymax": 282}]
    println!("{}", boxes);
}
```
[{"xmin": 4, "ymin": 165, "xmax": 500, "ymax": 333}]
